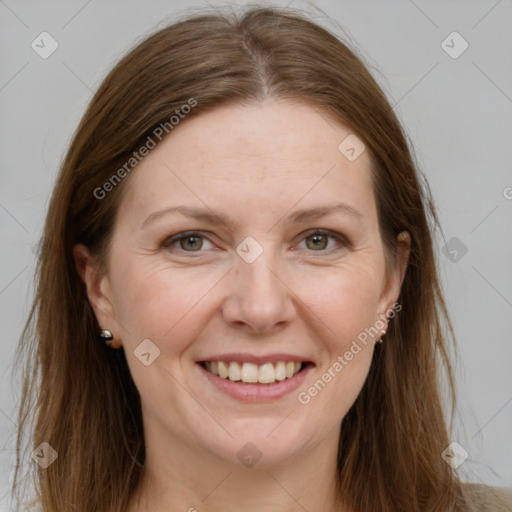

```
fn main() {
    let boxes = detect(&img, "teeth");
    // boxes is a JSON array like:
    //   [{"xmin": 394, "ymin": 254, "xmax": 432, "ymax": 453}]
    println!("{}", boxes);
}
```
[
  {"xmin": 228, "ymin": 362, "xmax": 241, "ymax": 381},
  {"xmin": 258, "ymin": 363, "xmax": 275, "ymax": 383},
  {"xmin": 218, "ymin": 361, "xmax": 229, "ymax": 379},
  {"xmin": 203, "ymin": 360, "xmax": 304, "ymax": 384},
  {"xmin": 285, "ymin": 361, "xmax": 295, "ymax": 378},
  {"xmin": 241, "ymin": 362, "xmax": 259, "ymax": 383},
  {"xmin": 275, "ymin": 361, "xmax": 286, "ymax": 381}
]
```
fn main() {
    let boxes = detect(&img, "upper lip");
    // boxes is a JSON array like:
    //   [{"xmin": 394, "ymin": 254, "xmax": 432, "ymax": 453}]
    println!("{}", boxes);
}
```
[{"xmin": 197, "ymin": 353, "xmax": 314, "ymax": 365}]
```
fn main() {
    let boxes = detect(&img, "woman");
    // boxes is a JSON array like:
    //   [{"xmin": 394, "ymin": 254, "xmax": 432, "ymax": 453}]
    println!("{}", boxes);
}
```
[{"xmin": 12, "ymin": 5, "xmax": 512, "ymax": 512}]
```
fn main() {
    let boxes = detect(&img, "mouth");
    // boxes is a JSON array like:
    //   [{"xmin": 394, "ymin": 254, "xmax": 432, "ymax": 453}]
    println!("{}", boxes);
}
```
[{"xmin": 198, "ymin": 357, "xmax": 314, "ymax": 381}]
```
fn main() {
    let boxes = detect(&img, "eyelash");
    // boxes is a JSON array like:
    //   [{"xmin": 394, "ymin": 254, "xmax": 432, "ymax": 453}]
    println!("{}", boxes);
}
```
[{"xmin": 162, "ymin": 229, "xmax": 350, "ymax": 256}]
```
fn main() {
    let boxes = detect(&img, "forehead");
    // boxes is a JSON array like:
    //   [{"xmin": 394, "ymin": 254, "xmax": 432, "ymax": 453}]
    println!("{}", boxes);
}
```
[{"xmin": 119, "ymin": 99, "xmax": 376, "ymax": 225}]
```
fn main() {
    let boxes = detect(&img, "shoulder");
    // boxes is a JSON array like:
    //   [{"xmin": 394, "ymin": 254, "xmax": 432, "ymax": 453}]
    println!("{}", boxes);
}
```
[{"xmin": 462, "ymin": 482, "xmax": 512, "ymax": 511}]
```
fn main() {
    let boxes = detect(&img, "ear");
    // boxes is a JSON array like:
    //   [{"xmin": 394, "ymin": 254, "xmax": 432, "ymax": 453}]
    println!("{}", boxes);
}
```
[
  {"xmin": 378, "ymin": 231, "xmax": 411, "ymax": 314},
  {"xmin": 72, "ymin": 244, "xmax": 121, "ymax": 344}
]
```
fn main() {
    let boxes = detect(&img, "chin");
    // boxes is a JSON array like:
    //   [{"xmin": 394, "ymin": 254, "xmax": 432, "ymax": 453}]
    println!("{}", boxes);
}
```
[{"xmin": 198, "ymin": 420, "xmax": 310, "ymax": 468}]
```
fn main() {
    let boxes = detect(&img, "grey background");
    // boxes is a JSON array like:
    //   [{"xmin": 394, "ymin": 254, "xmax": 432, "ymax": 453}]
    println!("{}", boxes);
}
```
[{"xmin": 1, "ymin": 0, "xmax": 511, "ymax": 507}]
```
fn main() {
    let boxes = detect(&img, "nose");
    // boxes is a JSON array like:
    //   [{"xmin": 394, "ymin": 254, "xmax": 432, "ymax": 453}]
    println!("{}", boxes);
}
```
[{"xmin": 221, "ymin": 250, "xmax": 296, "ymax": 335}]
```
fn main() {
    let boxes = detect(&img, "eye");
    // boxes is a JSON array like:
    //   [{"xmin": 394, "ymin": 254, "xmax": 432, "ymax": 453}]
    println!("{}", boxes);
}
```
[
  {"xmin": 162, "ymin": 229, "xmax": 350, "ymax": 256},
  {"xmin": 162, "ymin": 231, "xmax": 214, "ymax": 253},
  {"xmin": 297, "ymin": 230, "xmax": 349, "ymax": 252}
]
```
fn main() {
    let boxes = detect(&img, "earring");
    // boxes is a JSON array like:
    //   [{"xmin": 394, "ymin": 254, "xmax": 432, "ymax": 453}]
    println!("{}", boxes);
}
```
[
  {"xmin": 99, "ymin": 329, "xmax": 122, "ymax": 349},
  {"xmin": 377, "ymin": 313, "xmax": 391, "ymax": 344}
]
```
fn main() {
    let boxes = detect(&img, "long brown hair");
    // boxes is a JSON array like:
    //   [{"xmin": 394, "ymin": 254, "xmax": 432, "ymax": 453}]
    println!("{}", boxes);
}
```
[{"xmin": 13, "ymin": 5, "xmax": 473, "ymax": 511}]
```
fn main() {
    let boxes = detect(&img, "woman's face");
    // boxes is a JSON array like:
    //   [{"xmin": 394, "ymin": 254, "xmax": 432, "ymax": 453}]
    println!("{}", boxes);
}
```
[{"xmin": 77, "ymin": 99, "xmax": 409, "ymax": 468}]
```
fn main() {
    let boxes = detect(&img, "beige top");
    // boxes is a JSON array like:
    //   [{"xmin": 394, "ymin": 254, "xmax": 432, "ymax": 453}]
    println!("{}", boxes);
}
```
[{"xmin": 463, "ymin": 483, "xmax": 512, "ymax": 511}]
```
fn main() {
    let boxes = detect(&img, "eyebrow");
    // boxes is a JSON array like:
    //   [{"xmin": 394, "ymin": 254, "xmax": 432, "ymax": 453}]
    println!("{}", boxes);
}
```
[{"xmin": 141, "ymin": 202, "xmax": 365, "ymax": 230}]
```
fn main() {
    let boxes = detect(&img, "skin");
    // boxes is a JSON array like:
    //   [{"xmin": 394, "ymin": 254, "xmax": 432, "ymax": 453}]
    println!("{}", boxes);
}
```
[{"xmin": 74, "ymin": 99, "xmax": 410, "ymax": 512}]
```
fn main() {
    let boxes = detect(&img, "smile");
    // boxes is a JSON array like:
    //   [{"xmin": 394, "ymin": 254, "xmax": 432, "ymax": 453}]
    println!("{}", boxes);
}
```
[{"xmin": 201, "ymin": 360, "xmax": 304, "ymax": 384}]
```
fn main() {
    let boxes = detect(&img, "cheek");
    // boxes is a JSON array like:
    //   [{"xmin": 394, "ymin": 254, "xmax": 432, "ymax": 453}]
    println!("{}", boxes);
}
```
[
  {"xmin": 110, "ymin": 260, "xmax": 220, "ymax": 346},
  {"xmin": 293, "ymin": 265, "xmax": 380, "ymax": 411},
  {"xmin": 298, "ymin": 272, "xmax": 378, "ymax": 418},
  {"xmin": 304, "ymin": 264, "xmax": 383, "ymax": 349}
]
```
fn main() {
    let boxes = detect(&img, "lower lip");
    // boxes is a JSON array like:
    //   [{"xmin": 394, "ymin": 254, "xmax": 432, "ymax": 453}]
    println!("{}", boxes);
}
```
[{"xmin": 197, "ymin": 363, "xmax": 314, "ymax": 402}]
